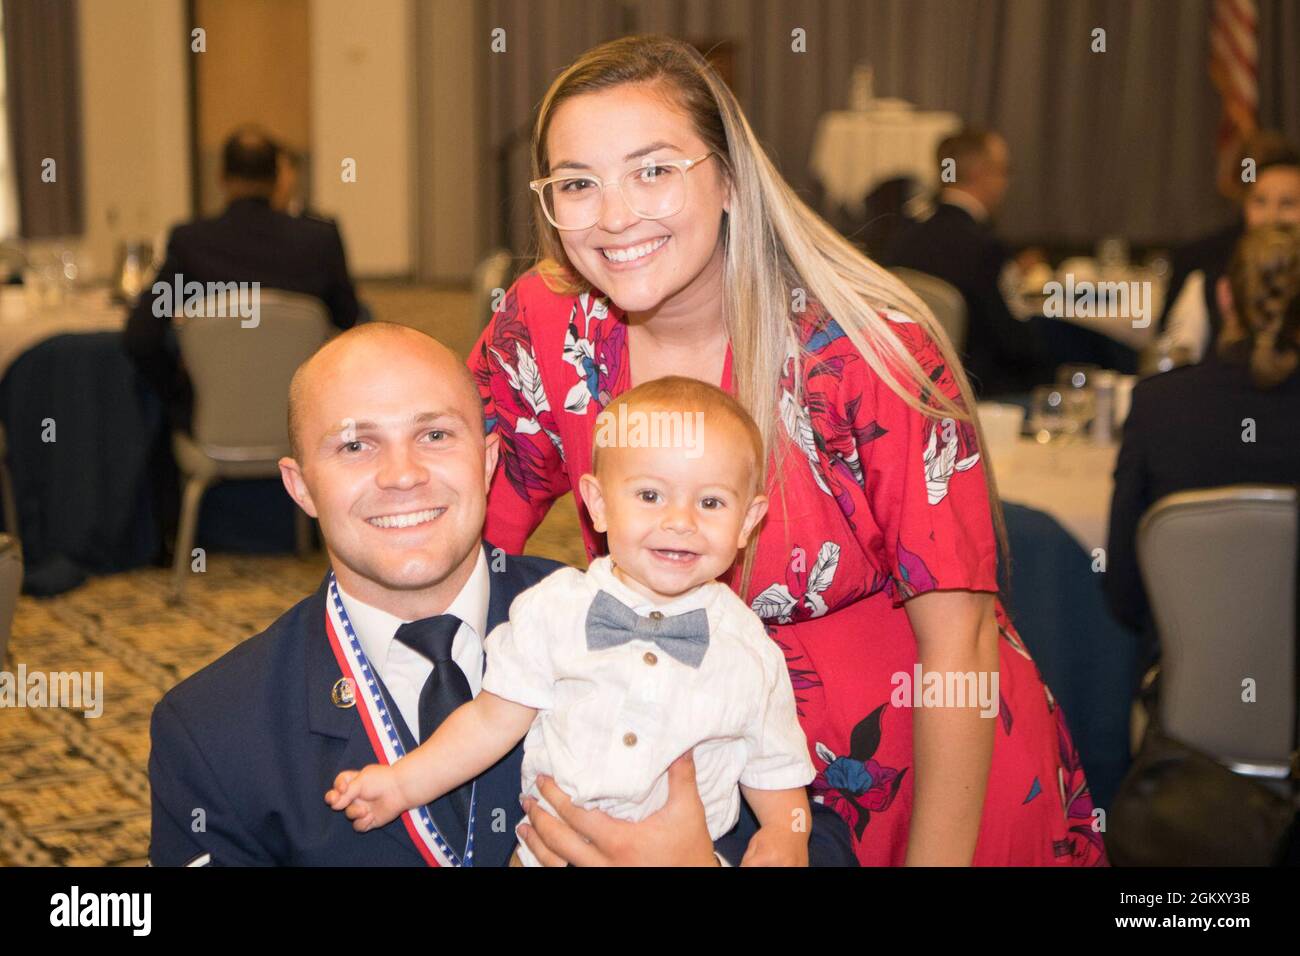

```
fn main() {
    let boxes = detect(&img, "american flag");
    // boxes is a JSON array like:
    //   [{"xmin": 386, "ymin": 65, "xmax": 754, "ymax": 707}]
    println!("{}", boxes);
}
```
[{"xmin": 1209, "ymin": 0, "xmax": 1258, "ymax": 187}]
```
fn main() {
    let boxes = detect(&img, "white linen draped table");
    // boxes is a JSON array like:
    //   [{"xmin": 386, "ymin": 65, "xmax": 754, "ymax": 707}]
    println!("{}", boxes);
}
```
[
  {"xmin": 1024, "ymin": 261, "xmax": 1167, "ymax": 351},
  {"xmin": 988, "ymin": 437, "xmax": 1118, "ymax": 556},
  {"xmin": 809, "ymin": 106, "xmax": 961, "ymax": 215},
  {"xmin": 0, "ymin": 287, "xmax": 127, "ymax": 379}
]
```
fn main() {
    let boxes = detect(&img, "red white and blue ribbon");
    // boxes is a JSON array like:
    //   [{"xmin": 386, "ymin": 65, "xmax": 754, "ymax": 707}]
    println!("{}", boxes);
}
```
[{"xmin": 324, "ymin": 571, "xmax": 477, "ymax": 867}]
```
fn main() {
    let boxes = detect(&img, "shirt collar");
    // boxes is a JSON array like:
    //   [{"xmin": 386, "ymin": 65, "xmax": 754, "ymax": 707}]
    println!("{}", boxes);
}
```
[
  {"xmin": 940, "ymin": 187, "xmax": 989, "ymax": 223},
  {"xmin": 585, "ymin": 554, "xmax": 719, "ymax": 618},
  {"xmin": 335, "ymin": 544, "xmax": 491, "ymax": 672}
]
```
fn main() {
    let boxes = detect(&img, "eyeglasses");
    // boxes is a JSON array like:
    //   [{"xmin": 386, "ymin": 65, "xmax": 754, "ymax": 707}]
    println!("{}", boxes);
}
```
[{"xmin": 530, "ymin": 152, "xmax": 715, "ymax": 231}]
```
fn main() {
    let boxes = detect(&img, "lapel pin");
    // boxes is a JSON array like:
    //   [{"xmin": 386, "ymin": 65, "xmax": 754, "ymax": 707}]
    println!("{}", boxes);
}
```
[{"xmin": 331, "ymin": 677, "xmax": 356, "ymax": 709}]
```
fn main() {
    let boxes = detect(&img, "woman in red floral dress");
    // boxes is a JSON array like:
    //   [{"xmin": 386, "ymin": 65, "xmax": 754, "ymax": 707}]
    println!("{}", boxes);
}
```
[{"xmin": 471, "ymin": 35, "xmax": 1106, "ymax": 866}]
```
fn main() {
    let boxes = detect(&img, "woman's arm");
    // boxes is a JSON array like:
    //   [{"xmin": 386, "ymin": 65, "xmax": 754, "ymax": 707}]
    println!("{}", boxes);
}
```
[{"xmin": 902, "ymin": 589, "xmax": 999, "ymax": 866}]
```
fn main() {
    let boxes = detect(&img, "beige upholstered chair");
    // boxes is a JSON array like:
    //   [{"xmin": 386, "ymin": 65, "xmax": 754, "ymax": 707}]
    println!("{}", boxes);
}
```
[
  {"xmin": 1137, "ymin": 485, "xmax": 1298, "ymax": 782},
  {"xmin": 171, "ymin": 291, "xmax": 331, "ymax": 599},
  {"xmin": 0, "ymin": 533, "xmax": 21, "ymax": 669},
  {"xmin": 891, "ymin": 267, "xmax": 968, "ymax": 354}
]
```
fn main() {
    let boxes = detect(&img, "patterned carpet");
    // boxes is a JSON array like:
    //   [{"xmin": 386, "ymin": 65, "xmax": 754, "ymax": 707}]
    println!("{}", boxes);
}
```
[
  {"xmin": 0, "ymin": 281, "xmax": 588, "ymax": 866},
  {"xmin": 0, "ymin": 494, "xmax": 585, "ymax": 867}
]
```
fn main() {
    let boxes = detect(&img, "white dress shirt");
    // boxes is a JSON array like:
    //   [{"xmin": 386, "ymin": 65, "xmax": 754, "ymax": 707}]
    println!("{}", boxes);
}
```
[
  {"xmin": 482, "ymin": 555, "xmax": 814, "ymax": 865},
  {"xmin": 335, "ymin": 545, "xmax": 491, "ymax": 741},
  {"xmin": 939, "ymin": 186, "xmax": 990, "ymax": 223},
  {"xmin": 1157, "ymin": 270, "xmax": 1212, "ymax": 363}
]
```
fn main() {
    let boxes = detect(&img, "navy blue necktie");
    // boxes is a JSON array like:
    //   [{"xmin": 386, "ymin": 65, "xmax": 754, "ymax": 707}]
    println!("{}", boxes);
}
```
[{"xmin": 394, "ymin": 615, "xmax": 472, "ymax": 847}]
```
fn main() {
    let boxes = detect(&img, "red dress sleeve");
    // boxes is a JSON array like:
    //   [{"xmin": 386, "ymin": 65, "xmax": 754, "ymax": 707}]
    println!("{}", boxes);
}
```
[
  {"xmin": 468, "ymin": 276, "xmax": 572, "ymax": 553},
  {"xmin": 829, "ymin": 311, "xmax": 1000, "ymax": 606}
]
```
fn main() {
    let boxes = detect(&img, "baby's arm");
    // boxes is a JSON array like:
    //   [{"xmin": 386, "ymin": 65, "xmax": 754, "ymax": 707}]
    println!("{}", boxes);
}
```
[
  {"xmin": 325, "ymin": 691, "xmax": 536, "ymax": 831},
  {"xmin": 738, "ymin": 785, "xmax": 811, "ymax": 867}
]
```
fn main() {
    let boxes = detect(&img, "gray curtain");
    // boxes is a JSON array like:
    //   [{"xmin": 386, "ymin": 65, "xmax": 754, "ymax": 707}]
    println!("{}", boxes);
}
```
[
  {"xmin": 1258, "ymin": 0, "xmax": 1300, "ymax": 136},
  {"xmin": 3, "ymin": 0, "xmax": 84, "ymax": 239},
  {"xmin": 478, "ymin": 0, "xmax": 1300, "ymax": 253}
]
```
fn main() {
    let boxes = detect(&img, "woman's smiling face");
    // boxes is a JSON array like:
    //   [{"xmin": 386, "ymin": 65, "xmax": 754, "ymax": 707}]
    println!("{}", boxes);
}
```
[{"xmin": 545, "ymin": 83, "xmax": 730, "ymax": 313}]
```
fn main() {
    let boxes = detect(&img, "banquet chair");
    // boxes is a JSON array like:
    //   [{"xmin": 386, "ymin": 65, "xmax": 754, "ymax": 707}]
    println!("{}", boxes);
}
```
[
  {"xmin": 0, "ymin": 533, "xmax": 21, "ymax": 670},
  {"xmin": 1137, "ymin": 484, "xmax": 1298, "ymax": 781},
  {"xmin": 0, "ymin": 424, "xmax": 18, "ymax": 537},
  {"xmin": 170, "ymin": 291, "xmax": 331, "ymax": 600},
  {"xmin": 472, "ymin": 248, "xmax": 515, "ymax": 331},
  {"xmin": 890, "ymin": 267, "xmax": 968, "ymax": 353}
]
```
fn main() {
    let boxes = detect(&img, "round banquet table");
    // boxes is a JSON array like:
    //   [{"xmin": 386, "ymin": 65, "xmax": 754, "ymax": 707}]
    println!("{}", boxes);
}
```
[{"xmin": 0, "ymin": 288, "xmax": 297, "ymax": 593}]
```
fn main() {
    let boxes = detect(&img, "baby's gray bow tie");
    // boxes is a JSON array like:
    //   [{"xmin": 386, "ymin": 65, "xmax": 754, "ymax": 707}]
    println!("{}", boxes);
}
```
[{"xmin": 585, "ymin": 589, "xmax": 710, "ymax": 668}]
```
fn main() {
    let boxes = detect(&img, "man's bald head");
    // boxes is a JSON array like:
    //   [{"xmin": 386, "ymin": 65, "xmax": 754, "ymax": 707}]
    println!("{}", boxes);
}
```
[{"xmin": 286, "ymin": 322, "xmax": 483, "ymax": 462}]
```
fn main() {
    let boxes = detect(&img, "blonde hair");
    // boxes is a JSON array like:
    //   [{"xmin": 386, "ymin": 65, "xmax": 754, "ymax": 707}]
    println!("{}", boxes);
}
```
[
  {"xmin": 592, "ymin": 374, "xmax": 764, "ymax": 482},
  {"xmin": 1220, "ymin": 224, "xmax": 1300, "ymax": 389},
  {"xmin": 529, "ymin": 35, "xmax": 1008, "ymax": 595}
]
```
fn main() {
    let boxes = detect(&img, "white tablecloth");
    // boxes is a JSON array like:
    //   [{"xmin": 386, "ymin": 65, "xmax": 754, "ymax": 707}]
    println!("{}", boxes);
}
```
[
  {"xmin": 809, "ymin": 107, "xmax": 961, "ymax": 214},
  {"xmin": 1027, "ymin": 261, "xmax": 1166, "ymax": 351},
  {"xmin": 0, "ymin": 287, "xmax": 127, "ymax": 379},
  {"xmin": 989, "ymin": 437, "xmax": 1118, "ymax": 555}
]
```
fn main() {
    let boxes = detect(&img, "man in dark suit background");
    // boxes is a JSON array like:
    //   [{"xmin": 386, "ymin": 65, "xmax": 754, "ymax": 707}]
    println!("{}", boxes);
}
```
[
  {"xmin": 885, "ymin": 127, "xmax": 1044, "ymax": 397},
  {"xmin": 125, "ymin": 125, "xmax": 361, "ymax": 432},
  {"xmin": 148, "ymin": 323, "xmax": 856, "ymax": 866}
]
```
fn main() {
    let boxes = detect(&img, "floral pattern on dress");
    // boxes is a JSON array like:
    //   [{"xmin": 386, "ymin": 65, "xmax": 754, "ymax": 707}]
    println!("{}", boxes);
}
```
[
  {"xmin": 1050, "ymin": 686, "xmax": 1109, "ymax": 862},
  {"xmin": 766, "ymin": 624, "xmax": 824, "ymax": 718},
  {"xmin": 562, "ymin": 291, "xmax": 623, "ymax": 413},
  {"xmin": 812, "ymin": 704, "xmax": 909, "ymax": 841},
  {"xmin": 472, "ymin": 289, "xmax": 566, "ymax": 506},
  {"xmin": 750, "ymin": 540, "xmax": 884, "ymax": 623}
]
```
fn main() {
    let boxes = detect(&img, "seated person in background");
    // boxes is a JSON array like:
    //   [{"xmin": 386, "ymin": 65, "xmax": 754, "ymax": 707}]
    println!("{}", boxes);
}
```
[
  {"xmin": 1156, "ymin": 134, "xmax": 1300, "ymax": 364},
  {"xmin": 125, "ymin": 124, "xmax": 361, "ymax": 432},
  {"xmin": 884, "ymin": 126, "xmax": 1044, "ymax": 397},
  {"xmin": 328, "ymin": 377, "xmax": 818, "ymax": 866},
  {"xmin": 271, "ymin": 143, "xmax": 305, "ymax": 216},
  {"xmin": 1106, "ymin": 224, "xmax": 1300, "ymax": 659}
]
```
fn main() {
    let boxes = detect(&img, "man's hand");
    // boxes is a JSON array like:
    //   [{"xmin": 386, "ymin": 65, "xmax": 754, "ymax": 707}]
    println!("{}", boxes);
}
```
[
  {"xmin": 325, "ymin": 764, "xmax": 406, "ymax": 832},
  {"xmin": 739, "ymin": 825, "xmax": 809, "ymax": 867},
  {"xmin": 516, "ymin": 751, "xmax": 718, "ymax": 866}
]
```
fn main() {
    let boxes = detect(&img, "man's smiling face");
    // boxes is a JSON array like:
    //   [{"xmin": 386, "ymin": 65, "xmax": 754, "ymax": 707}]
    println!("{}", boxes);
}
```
[{"xmin": 279, "ymin": 327, "xmax": 497, "ymax": 615}]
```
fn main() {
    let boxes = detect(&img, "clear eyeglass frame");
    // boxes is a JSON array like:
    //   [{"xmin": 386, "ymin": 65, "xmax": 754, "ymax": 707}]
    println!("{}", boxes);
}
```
[{"xmin": 529, "ymin": 152, "xmax": 716, "ymax": 231}]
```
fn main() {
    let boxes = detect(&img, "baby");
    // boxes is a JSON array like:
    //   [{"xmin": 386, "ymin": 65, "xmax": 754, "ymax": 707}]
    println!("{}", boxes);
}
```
[{"xmin": 326, "ymin": 376, "xmax": 814, "ymax": 866}]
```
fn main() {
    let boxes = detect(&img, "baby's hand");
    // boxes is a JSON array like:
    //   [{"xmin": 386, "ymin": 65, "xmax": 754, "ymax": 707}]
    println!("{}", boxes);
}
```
[
  {"xmin": 739, "ymin": 824, "xmax": 810, "ymax": 867},
  {"xmin": 324, "ymin": 764, "xmax": 406, "ymax": 832}
]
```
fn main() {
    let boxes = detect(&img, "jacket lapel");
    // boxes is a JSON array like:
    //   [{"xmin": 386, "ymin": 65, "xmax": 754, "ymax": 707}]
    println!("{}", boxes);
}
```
[{"xmin": 482, "ymin": 537, "xmax": 514, "ymax": 635}]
